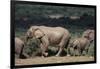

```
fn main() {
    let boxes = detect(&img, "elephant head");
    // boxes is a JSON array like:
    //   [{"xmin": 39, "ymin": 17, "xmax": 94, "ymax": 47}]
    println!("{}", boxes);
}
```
[
  {"xmin": 82, "ymin": 29, "xmax": 94, "ymax": 42},
  {"xmin": 25, "ymin": 26, "xmax": 45, "ymax": 42}
]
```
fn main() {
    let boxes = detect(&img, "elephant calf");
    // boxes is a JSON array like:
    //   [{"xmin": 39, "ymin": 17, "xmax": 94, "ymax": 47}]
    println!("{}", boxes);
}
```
[
  {"xmin": 26, "ymin": 26, "xmax": 71, "ymax": 57},
  {"xmin": 67, "ymin": 37, "xmax": 90, "ymax": 56},
  {"xmin": 67, "ymin": 29, "xmax": 94, "ymax": 56},
  {"xmin": 15, "ymin": 37, "xmax": 29, "ymax": 58}
]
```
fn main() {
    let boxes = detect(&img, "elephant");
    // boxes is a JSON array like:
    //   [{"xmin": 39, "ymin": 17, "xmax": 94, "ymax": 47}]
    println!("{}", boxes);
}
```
[
  {"xmin": 82, "ymin": 29, "xmax": 94, "ymax": 43},
  {"xmin": 67, "ymin": 29, "xmax": 95, "ymax": 56},
  {"xmin": 25, "ymin": 26, "xmax": 71, "ymax": 57},
  {"xmin": 15, "ymin": 37, "xmax": 29, "ymax": 58},
  {"xmin": 67, "ymin": 37, "xmax": 90, "ymax": 56}
]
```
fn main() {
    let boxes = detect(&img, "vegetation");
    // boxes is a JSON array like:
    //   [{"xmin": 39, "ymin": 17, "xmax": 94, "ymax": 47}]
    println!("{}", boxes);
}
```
[
  {"xmin": 15, "ymin": 4, "xmax": 95, "ymax": 20},
  {"xmin": 15, "ymin": 4, "xmax": 95, "ymax": 57}
]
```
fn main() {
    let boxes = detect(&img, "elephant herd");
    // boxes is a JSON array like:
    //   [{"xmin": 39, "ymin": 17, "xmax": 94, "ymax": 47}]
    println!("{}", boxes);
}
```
[{"xmin": 15, "ymin": 26, "xmax": 94, "ymax": 58}]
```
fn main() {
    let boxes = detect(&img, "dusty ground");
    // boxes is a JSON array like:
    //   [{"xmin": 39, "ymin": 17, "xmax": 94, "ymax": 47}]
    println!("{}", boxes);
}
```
[{"xmin": 15, "ymin": 56, "xmax": 94, "ymax": 66}]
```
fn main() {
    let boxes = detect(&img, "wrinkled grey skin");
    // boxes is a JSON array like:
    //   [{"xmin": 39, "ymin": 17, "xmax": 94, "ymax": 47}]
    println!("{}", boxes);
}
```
[
  {"xmin": 82, "ymin": 29, "xmax": 94, "ymax": 43},
  {"xmin": 15, "ymin": 37, "xmax": 29, "ymax": 58},
  {"xmin": 26, "ymin": 26, "xmax": 71, "ymax": 57}
]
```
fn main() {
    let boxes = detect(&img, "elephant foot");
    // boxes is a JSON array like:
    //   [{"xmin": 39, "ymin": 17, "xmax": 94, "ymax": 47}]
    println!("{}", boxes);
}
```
[
  {"xmin": 42, "ymin": 52, "xmax": 48, "ymax": 57},
  {"xmin": 67, "ymin": 54, "xmax": 71, "ymax": 57},
  {"xmin": 41, "ymin": 55, "xmax": 45, "ymax": 58},
  {"xmin": 55, "ymin": 54, "xmax": 60, "ymax": 57},
  {"xmin": 44, "ymin": 52, "xmax": 48, "ymax": 57},
  {"xmin": 23, "ymin": 53, "xmax": 30, "ymax": 58}
]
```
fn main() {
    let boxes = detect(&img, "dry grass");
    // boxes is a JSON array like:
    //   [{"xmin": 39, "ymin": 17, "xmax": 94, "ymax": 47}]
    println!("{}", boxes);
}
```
[{"xmin": 15, "ymin": 56, "xmax": 94, "ymax": 66}]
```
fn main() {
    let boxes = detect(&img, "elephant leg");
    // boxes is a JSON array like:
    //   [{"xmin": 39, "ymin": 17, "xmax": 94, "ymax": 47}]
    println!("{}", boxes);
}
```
[
  {"xmin": 40, "ymin": 36, "xmax": 49, "ymax": 57},
  {"xmin": 22, "ymin": 52, "xmax": 30, "ymax": 58},
  {"xmin": 82, "ymin": 50, "xmax": 86, "ymax": 56},
  {"xmin": 40, "ymin": 43, "xmax": 48, "ymax": 57},
  {"xmin": 74, "ymin": 45, "xmax": 81, "ymax": 56},
  {"xmin": 83, "ymin": 43, "xmax": 90, "ymax": 56},
  {"xmin": 21, "ymin": 45, "xmax": 30, "ymax": 58},
  {"xmin": 15, "ymin": 50, "xmax": 21, "ymax": 58},
  {"xmin": 55, "ymin": 47, "xmax": 63, "ymax": 57},
  {"xmin": 67, "ymin": 47, "xmax": 74, "ymax": 56},
  {"xmin": 84, "ymin": 46, "xmax": 89, "ymax": 55},
  {"xmin": 15, "ymin": 53, "xmax": 20, "ymax": 58},
  {"xmin": 74, "ymin": 49, "xmax": 81, "ymax": 56},
  {"xmin": 56, "ymin": 36, "xmax": 69, "ymax": 57},
  {"xmin": 75, "ymin": 43, "xmax": 82, "ymax": 56},
  {"xmin": 55, "ymin": 43, "xmax": 64, "ymax": 56},
  {"xmin": 77, "ymin": 47, "xmax": 82, "ymax": 56},
  {"xmin": 70, "ymin": 47, "xmax": 75, "ymax": 56},
  {"xmin": 66, "ymin": 46, "xmax": 71, "ymax": 56},
  {"xmin": 85, "ymin": 43, "xmax": 90, "ymax": 54}
]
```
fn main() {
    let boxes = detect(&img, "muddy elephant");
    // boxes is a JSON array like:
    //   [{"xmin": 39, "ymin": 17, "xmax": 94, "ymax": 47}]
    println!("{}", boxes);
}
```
[
  {"xmin": 15, "ymin": 37, "xmax": 29, "ymax": 58},
  {"xmin": 82, "ymin": 29, "xmax": 94, "ymax": 43},
  {"xmin": 25, "ymin": 26, "xmax": 71, "ymax": 57}
]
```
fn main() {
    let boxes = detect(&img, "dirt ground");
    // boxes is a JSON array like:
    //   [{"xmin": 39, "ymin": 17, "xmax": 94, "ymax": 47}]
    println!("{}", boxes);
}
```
[{"xmin": 15, "ymin": 56, "xmax": 94, "ymax": 66}]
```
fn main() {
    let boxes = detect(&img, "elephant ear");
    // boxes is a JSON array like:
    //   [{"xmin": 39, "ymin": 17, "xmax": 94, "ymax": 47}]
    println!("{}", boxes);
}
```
[
  {"xmin": 34, "ymin": 28, "xmax": 45, "ymax": 39},
  {"xmin": 87, "ymin": 31, "xmax": 94, "ymax": 42}
]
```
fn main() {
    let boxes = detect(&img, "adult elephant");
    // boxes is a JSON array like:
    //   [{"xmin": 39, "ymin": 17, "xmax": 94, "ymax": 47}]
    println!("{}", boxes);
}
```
[
  {"xmin": 15, "ymin": 37, "xmax": 29, "ymax": 58},
  {"xmin": 25, "ymin": 26, "xmax": 71, "ymax": 57}
]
